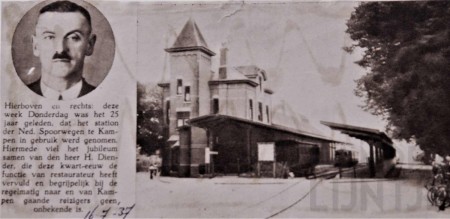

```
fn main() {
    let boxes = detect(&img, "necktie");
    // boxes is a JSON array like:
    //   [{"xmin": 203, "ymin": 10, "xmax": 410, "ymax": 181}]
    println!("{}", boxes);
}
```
[{"xmin": 58, "ymin": 95, "xmax": 63, "ymax": 100}]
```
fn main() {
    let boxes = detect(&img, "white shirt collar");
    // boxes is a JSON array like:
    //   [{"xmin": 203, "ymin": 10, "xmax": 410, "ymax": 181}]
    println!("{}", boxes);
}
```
[{"xmin": 40, "ymin": 79, "xmax": 83, "ymax": 101}]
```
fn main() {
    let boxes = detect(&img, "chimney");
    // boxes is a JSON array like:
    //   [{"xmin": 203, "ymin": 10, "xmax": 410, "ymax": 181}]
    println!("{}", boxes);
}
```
[{"xmin": 219, "ymin": 43, "xmax": 228, "ymax": 79}]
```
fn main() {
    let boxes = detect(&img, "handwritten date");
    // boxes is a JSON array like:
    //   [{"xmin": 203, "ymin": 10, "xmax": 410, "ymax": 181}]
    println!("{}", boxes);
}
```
[{"xmin": 84, "ymin": 203, "xmax": 135, "ymax": 219}]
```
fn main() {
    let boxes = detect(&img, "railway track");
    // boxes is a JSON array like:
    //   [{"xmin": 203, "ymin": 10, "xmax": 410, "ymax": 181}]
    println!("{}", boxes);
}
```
[
  {"xmin": 307, "ymin": 164, "xmax": 368, "ymax": 179},
  {"xmin": 264, "ymin": 179, "xmax": 323, "ymax": 219},
  {"xmin": 224, "ymin": 165, "xmax": 368, "ymax": 218},
  {"xmin": 263, "ymin": 164, "xmax": 368, "ymax": 218}
]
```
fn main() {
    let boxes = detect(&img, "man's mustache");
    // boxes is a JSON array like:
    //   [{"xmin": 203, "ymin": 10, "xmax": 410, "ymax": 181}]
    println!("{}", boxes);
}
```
[{"xmin": 52, "ymin": 52, "xmax": 71, "ymax": 61}]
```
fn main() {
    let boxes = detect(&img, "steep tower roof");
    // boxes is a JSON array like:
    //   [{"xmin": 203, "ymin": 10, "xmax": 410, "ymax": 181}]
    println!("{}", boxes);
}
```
[{"xmin": 165, "ymin": 18, "xmax": 215, "ymax": 56}]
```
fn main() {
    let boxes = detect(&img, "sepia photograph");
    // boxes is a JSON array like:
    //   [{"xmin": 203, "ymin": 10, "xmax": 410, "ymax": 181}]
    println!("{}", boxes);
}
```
[
  {"xmin": 135, "ymin": 1, "xmax": 450, "ymax": 218},
  {"xmin": 11, "ymin": 0, "xmax": 115, "ymax": 100}
]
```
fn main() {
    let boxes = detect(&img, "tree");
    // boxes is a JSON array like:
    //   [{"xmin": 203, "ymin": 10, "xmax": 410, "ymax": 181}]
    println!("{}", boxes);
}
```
[
  {"xmin": 137, "ymin": 83, "xmax": 165, "ymax": 155},
  {"xmin": 346, "ymin": 2, "xmax": 450, "ymax": 156}
]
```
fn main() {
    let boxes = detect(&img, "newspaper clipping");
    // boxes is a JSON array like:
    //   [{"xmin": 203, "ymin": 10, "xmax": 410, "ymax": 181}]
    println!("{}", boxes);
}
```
[
  {"xmin": 2, "ymin": 0, "xmax": 135, "ymax": 218},
  {"xmin": 2, "ymin": 0, "xmax": 450, "ymax": 218}
]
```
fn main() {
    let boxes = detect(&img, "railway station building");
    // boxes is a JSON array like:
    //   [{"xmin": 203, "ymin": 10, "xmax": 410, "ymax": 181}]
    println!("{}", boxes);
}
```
[{"xmin": 158, "ymin": 19, "xmax": 344, "ymax": 177}]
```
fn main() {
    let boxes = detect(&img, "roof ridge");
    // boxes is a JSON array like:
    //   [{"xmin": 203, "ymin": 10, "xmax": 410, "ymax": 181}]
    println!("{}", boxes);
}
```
[{"xmin": 167, "ymin": 18, "xmax": 214, "ymax": 56}]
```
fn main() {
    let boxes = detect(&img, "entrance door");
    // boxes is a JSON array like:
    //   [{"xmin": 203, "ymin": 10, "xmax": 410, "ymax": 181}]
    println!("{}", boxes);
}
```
[
  {"xmin": 213, "ymin": 143, "xmax": 240, "ymax": 174},
  {"xmin": 170, "ymin": 147, "xmax": 179, "ymax": 172},
  {"xmin": 213, "ymin": 141, "xmax": 250, "ymax": 175}
]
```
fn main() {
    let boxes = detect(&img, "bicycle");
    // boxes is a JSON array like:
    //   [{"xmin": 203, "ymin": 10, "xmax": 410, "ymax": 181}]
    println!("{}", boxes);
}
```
[{"xmin": 425, "ymin": 164, "xmax": 450, "ymax": 208}]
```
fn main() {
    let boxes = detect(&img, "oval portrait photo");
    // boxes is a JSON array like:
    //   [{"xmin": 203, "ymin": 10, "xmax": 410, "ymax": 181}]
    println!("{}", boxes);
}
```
[{"xmin": 12, "ymin": 0, "xmax": 115, "ymax": 101}]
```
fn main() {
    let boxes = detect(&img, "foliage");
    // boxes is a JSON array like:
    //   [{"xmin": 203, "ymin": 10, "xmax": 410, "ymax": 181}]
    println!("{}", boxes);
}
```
[
  {"xmin": 137, "ymin": 83, "xmax": 165, "ymax": 155},
  {"xmin": 346, "ymin": 2, "xmax": 450, "ymax": 156}
]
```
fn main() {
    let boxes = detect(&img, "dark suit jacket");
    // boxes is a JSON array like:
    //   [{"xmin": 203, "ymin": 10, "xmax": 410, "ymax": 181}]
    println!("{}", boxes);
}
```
[{"xmin": 27, "ymin": 78, "xmax": 96, "ymax": 99}]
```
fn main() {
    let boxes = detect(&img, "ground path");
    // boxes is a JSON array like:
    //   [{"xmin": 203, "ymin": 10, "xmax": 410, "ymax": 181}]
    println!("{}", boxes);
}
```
[{"xmin": 136, "ymin": 172, "xmax": 449, "ymax": 218}]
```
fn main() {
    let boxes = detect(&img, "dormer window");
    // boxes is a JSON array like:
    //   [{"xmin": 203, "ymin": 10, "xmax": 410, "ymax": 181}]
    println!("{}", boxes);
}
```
[{"xmin": 177, "ymin": 79, "xmax": 183, "ymax": 95}]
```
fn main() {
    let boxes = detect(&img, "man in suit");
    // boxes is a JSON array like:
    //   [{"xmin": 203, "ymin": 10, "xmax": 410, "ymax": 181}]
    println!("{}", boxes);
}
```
[{"xmin": 29, "ymin": 0, "xmax": 97, "ymax": 100}]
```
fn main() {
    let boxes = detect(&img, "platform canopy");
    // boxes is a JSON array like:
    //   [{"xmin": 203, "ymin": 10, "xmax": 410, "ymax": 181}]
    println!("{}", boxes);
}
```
[
  {"xmin": 189, "ymin": 114, "xmax": 345, "ymax": 144},
  {"xmin": 320, "ymin": 121, "xmax": 394, "ymax": 150}
]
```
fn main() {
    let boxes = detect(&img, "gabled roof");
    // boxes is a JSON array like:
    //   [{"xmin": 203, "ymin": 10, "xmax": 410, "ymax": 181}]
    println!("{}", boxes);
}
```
[
  {"xmin": 208, "ymin": 65, "xmax": 274, "ymax": 90},
  {"xmin": 211, "ymin": 67, "xmax": 248, "ymax": 80},
  {"xmin": 209, "ymin": 66, "xmax": 260, "ymax": 87},
  {"xmin": 235, "ymin": 65, "xmax": 267, "ymax": 81},
  {"xmin": 271, "ymin": 101, "xmax": 323, "ymax": 136},
  {"xmin": 165, "ymin": 18, "xmax": 215, "ymax": 56}
]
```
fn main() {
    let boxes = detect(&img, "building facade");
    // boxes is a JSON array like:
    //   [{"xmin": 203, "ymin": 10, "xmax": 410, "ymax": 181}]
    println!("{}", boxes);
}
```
[{"xmin": 158, "ymin": 19, "xmax": 340, "ymax": 177}]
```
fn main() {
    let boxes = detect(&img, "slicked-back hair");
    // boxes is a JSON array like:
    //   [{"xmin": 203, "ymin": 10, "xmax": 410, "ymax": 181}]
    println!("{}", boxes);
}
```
[{"xmin": 39, "ymin": 1, "xmax": 91, "ymax": 28}]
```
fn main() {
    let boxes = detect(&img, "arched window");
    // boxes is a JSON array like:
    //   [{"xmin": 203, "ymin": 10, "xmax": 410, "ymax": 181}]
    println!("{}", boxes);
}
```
[
  {"xmin": 258, "ymin": 102, "xmax": 263, "ymax": 121},
  {"xmin": 184, "ymin": 86, "xmax": 191, "ymax": 102},
  {"xmin": 212, "ymin": 98, "xmax": 219, "ymax": 114}
]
